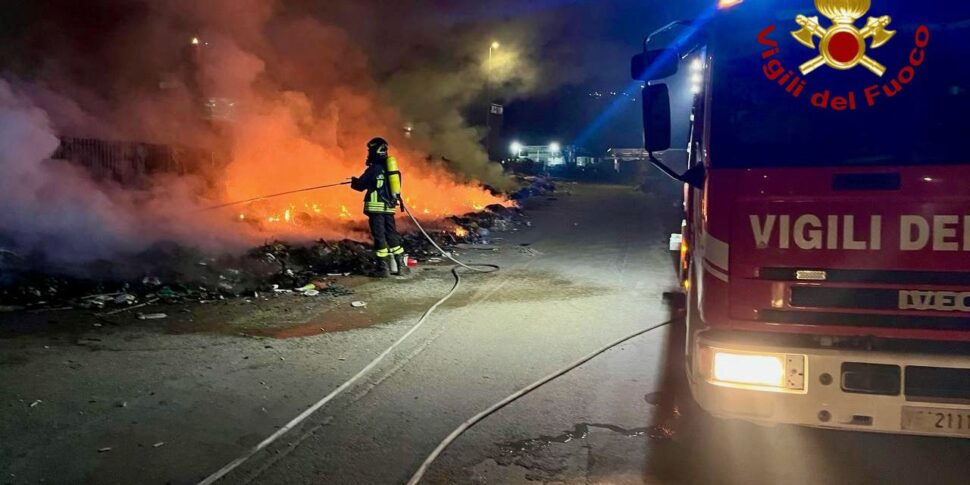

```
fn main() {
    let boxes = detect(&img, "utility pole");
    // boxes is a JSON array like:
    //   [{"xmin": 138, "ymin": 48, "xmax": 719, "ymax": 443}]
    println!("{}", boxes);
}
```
[{"xmin": 486, "ymin": 41, "xmax": 501, "ymax": 162}]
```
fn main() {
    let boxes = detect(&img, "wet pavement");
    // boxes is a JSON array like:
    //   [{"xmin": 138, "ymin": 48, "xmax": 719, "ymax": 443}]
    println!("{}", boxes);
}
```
[{"xmin": 2, "ymin": 182, "xmax": 968, "ymax": 484}]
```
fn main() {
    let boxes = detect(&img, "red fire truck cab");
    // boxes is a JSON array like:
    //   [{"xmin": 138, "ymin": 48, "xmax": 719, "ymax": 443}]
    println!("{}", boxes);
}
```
[{"xmin": 633, "ymin": 0, "xmax": 970, "ymax": 437}]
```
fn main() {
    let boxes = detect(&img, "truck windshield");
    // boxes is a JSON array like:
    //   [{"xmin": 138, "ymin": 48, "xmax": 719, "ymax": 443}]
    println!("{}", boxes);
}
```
[{"xmin": 709, "ymin": 17, "xmax": 969, "ymax": 169}]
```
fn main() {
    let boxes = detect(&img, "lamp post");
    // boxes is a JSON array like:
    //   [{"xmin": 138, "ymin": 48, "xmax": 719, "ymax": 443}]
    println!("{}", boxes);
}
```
[
  {"xmin": 486, "ymin": 41, "xmax": 501, "ymax": 161},
  {"xmin": 486, "ymin": 41, "xmax": 500, "ymax": 105}
]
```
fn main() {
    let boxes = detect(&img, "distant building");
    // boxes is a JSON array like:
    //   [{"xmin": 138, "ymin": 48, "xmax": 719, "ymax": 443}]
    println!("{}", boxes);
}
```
[
  {"xmin": 513, "ymin": 144, "xmax": 577, "ymax": 167},
  {"xmin": 606, "ymin": 148, "xmax": 648, "ymax": 172},
  {"xmin": 606, "ymin": 148, "xmax": 689, "ymax": 182}
]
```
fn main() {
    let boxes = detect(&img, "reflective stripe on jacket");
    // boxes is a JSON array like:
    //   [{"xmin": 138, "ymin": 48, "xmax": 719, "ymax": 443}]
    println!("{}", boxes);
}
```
[{"xmin": 352, "ymin": 159, "xmax": 397, "ymax": 214}]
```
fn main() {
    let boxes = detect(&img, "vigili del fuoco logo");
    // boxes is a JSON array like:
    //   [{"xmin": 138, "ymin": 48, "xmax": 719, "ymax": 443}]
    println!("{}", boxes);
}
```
[{"xmin": 757, "ymin": 0, "xmax": 929, "ymax": 111}]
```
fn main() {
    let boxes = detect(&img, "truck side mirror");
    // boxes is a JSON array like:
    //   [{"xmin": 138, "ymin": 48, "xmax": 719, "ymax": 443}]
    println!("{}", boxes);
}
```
[
  {"xmin": 643, "ymin": 84, "xmax": 672, "ymax": 152},
  {"xmin": 631, "ymin": 49, "xmax": 679, "ymax": 81}
]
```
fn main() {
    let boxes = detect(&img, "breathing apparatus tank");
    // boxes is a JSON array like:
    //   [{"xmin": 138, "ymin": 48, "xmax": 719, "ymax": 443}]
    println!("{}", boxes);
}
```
[{"xmin": 386, "ymin": 156, "xmax": 402, "ymax": 200}]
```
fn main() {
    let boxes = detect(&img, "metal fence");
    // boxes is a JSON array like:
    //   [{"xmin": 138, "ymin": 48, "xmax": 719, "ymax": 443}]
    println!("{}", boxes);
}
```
[{"xmin": 52, "ymin": 137, "xmax": 219, "ymax": 186}]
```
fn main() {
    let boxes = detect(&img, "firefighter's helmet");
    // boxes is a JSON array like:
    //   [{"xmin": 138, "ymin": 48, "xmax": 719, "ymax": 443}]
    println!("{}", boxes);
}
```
[{"xmin": 367, "ymin": 137, "xmax": 389, "ymax": 158}]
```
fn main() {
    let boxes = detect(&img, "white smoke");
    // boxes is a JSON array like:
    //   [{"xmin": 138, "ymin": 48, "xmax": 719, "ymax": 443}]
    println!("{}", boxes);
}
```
[{"xmin": 0, "ymin": 79, "xmax": 145, "ymax": 261}]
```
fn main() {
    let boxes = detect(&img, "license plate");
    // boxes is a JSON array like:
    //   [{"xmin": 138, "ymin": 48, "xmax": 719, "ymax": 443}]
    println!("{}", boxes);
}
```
[{"xmin": 901, "ymin": 406, "xmax": 970, "ymax": 436}]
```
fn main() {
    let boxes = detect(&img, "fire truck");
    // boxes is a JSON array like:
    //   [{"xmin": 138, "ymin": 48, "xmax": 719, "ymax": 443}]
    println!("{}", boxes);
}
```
[{"xmin": 633, "ymin": 0, "xmax": 970, "ymax": 437}]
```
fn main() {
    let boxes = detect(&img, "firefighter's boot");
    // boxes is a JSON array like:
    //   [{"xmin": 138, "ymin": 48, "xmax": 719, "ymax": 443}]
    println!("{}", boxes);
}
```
[
  {"xmin": 395, "ymin": 254, "xmax": 410, "ymax": 276},
  {"xmin": 388, "ymin": 253, "xmax": 399, "ymax": 275},
  {"xmin": 375, "ymin": 257, "xmax": 391, "ymax": 278}
]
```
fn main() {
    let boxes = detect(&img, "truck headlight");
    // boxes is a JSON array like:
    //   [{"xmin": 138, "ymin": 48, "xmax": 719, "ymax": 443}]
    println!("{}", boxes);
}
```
[{"xmin": 699, "ymin": 346, "xmax": 806, "ymax": 392}]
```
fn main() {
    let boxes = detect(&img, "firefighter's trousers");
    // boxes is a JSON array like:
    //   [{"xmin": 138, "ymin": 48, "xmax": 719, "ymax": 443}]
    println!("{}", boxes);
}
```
[{"xmin": 367, "ymin": 213, "xmax": 404, "ymax": 258}]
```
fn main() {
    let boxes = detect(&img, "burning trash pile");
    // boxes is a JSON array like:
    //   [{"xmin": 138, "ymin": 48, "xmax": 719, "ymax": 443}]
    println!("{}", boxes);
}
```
[
  {"xmin": 0, "ymin": 204, "xmax": 529, "ymax": 313},
  {"xmin": 447, "ymin": 204, "xmax": 527, "ymax": 245},
  {"xmin": 510, "ymin": 176, "xmax": 557, "ymax": 201}
]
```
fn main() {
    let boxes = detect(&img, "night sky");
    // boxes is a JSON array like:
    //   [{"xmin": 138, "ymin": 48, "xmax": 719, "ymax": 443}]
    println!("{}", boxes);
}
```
[
  {"xmin": 485, "ymin": 0, "xmax": 710, "ymax": 153},
  {"xmin": 302, "ymin": 0, "xmax": 711, "ymax": 153},
  {"xmin": 0, "ymin": 0, "xmax": 711, "ymax": 155}
]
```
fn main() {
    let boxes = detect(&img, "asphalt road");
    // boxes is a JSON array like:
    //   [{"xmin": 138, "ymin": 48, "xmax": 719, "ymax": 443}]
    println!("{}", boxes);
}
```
[{"xmin": 2, "ymin": 182, "xmax": 968, "ymax": 484}]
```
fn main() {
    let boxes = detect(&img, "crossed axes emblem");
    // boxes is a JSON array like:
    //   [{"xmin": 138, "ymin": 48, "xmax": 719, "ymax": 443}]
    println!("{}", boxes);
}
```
[{"xmin": 791, "ymin": 0, "xmax": 896, "ymax": 76}]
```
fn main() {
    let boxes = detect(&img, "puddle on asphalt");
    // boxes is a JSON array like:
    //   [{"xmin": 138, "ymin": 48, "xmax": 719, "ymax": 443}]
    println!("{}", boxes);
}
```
[
  {"xmin": 144, "ymin": 268, "xmax": 612, "ymax": 340},
  {"xmin": 495, "ymin": 422, "xmax": 672, "ymax": 465}
]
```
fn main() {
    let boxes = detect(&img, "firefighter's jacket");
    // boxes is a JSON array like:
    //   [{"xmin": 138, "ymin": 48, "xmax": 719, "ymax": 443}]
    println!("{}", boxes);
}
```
[{"xmin": 351, "ymin": 156, "xmax": 401, "ymax": 214}]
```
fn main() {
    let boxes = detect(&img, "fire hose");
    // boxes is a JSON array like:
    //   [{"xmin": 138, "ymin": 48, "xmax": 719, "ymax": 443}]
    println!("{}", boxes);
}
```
[
  {"xmin": 405, "ymin": 321, "xmax": 673, "ymax": 484},
  {"xmin": 197, "ymin": 180, "xmax": 353, "ymax": 212},
  {"xmin": 197, "ymin": 189, "xmax": 497, "ymax": 485},
  {"xmin": 197, "ymin": 183, "xmax": 669, "ymax": 485}
]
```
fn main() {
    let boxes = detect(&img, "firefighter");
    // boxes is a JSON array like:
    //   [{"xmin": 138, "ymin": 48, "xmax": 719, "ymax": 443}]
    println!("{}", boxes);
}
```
[{"xmin": 351, "ymin": 137, "xmax": 409, "ymax": 278}]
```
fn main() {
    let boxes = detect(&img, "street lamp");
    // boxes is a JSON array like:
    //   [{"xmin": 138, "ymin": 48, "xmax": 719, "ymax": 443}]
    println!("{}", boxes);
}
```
[
  {"xmin": 510, "ymin": 141, "xmax": 523, "ymax": 157},
  {"xmin": 489, "ymin": 41, "xmax": 500, "ymax": 60},
  {"xmin": 549, "ymin": 142, "xmax": 561, "ymax": 154}
]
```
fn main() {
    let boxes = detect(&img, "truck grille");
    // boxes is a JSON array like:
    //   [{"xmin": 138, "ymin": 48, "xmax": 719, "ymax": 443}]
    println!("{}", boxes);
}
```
[
  {"xmin": 906, "ymin": 366, "xmax": 970, "ymax": 402},
  {"xmin": 758, "ymin": 310, "xmax": 970, "ymax": 331},
  {"xmin": 842, "ymin": 363, "xmax": 901, "ymax": 396},
  {"xmin": 760, "ymin": 268, "xmax": 970, "ymax": 286},
  {"xmin": 791, "ymin": 287, "xmax": 903, "ymax": 311}
]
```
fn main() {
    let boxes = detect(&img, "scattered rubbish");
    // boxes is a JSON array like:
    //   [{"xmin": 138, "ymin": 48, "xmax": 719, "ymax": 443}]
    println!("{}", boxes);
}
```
[
  {"xmin": 117, "ymin": 401, "xmax": 128, "ymax": 408},
  {"xmin": 29, "ymin": 400, "xmax": 42, "ymax": 408},
  {"xmin": 142, "ymin": 276, "xmax": 162, "ymax": 287},
  {"xmin": 509, "ymin": 177, "xmax": 556, "ymax": 201},
  {"xmin": 152, "ymin": 442, "xmax": 165, "ymax": 448},
  {"xmin": 93, "ymin": 323, "xmax": 103, "ymax": 327},
  {"xmin": 138, "ymin": 313, "xmax": 168, "ymax": 320},
  {"xmin": 98, "ymin": 447, "xmax": 112, "ymax": 453},
  {"xmin": 302, "ymin": 290, "xmax": 320, "ymax": 297},
  {"xmin": 0, "ymin": 201, "xmax": 531, "ymax": 311},
  {"xmin": 102, "ymin": 298, "xmax": 160, "ymax": 316},
  {"xmin": 351, "ymin": 301, "xmax": 367, "ymax": 308}
]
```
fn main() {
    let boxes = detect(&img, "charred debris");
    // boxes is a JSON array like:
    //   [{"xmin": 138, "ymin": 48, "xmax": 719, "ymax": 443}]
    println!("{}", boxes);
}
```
[{"xmin": 0, "ymin": 184, "xmax": 550, "ymax": 312}]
